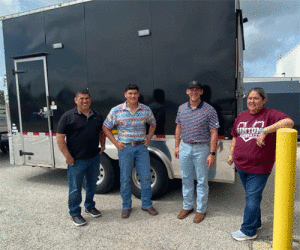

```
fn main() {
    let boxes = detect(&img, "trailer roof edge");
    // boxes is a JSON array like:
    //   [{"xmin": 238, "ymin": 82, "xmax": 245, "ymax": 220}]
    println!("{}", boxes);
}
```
[{"xmin": 0, "ymin": 0, "xmax": 93, "ymax": 21}]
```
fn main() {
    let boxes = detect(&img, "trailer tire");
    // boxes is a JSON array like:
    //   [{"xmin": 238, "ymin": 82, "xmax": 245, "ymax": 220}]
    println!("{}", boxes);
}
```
[
  {"xmin": 0, "ymin": 134, "xmax": 8, "ymax": 154},
  {"xmin": 1, "ymin": 143, "xmax": 8, "ymax": 154},
  {"xmin": 131, "ymin": 156, "xmax": 168, "ymax": 200},
  {"xmin": 95, "ymin": 154, "xmax": 115, "ymax": 194}
]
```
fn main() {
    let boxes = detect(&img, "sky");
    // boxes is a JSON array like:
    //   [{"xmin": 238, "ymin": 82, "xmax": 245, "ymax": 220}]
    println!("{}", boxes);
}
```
[{"xmin": 0, "ymin": 0, "xmax": 299, "ymax": 90}]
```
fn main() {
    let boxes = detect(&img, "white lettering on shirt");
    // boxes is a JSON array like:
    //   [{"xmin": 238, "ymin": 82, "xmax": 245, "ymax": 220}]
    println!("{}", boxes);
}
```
[{"xmin": 236, "ymin": 121, "xmax": 265, "ymax": 142}]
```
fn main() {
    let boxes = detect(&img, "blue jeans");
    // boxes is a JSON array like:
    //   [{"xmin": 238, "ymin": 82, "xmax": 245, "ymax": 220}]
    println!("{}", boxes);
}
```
[
  {"xmin": 236, "ymin": 168, "xmax": 270, "ymax": 236},
  {"xmin": 179, "ymin": 142, "xmax": 210, "ymax": 213},
  {"xmin": 67, "ymin": 155, "xmax": 100, "ymax": 216},
  {"xmin": 118, "ymin": 144, "xmax": 152, "ymax": 210}
]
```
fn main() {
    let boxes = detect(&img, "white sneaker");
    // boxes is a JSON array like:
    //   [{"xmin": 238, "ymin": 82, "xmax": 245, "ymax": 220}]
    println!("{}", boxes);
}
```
[{"xmin": 232, "ymin": 230, "xmax": 257, "ymax": 241}]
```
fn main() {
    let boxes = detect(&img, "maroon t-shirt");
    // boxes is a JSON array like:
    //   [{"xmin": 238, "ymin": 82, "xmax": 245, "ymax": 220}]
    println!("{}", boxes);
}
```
[{"xmin": 231, "ymin": 107, "xmax": 290, "ymax": 174}]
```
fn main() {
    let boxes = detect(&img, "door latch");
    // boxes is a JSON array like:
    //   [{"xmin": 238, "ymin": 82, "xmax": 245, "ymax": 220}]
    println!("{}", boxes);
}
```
[
  {"xmin": 12, "ymin": 69, "xmax": 27, "ymax": 76},
  {"xmin": 33, "ymin": 108, "xmax": 53, "ymax": 118},
  {"xmin": 19, "ymin": 150, "xmax": 34, "ymax": 156}
]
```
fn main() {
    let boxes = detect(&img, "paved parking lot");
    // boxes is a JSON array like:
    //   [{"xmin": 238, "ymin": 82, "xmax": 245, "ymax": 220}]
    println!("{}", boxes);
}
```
[{"xmin": 0, "ymin": 151, "xmax": 299, "ymax": 250}]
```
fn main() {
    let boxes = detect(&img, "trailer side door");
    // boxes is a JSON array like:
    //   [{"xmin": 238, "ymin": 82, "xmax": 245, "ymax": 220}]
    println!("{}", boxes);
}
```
[{"xmin": 13, "ymin": 55, "xmax": 54, "ymax": 167}]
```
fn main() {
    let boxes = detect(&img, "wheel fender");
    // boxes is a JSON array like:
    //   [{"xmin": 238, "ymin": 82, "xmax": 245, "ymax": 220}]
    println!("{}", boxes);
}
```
[{"xmin": 147, "ymin": 146, "xmax": 174, "ymax": 179}]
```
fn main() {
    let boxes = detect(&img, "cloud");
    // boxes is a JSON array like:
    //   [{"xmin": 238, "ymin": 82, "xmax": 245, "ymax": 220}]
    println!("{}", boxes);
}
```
[
  {"xmin": 241, "ymin": 0, "xmax": 300, "ymax": 19},
  {"xmin": 241, "ymin": 0, "xmax": 300, "ymax": 77},
  {"xmin": 244, "ymin": 12, "xmax": 299, "ymax": 59},
  {"xmin": 0, "ymin": 0, "xmax": 72, "ymax": 17},
  {"xmin": 0, "ymin": 0, "xmax": 22, "ymax": 16}
]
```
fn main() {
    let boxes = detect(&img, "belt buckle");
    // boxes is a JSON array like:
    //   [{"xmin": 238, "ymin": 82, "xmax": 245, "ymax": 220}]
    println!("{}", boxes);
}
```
[{"xmin": 131, "ymin": 141, "xmax": 136, "ymax": 146}]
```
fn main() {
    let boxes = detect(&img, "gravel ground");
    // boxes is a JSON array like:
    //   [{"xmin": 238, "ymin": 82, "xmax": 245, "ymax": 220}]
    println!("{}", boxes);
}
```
[{"xmin": 0, "ymin": 150, "xmax": 299, "ymax": 250}]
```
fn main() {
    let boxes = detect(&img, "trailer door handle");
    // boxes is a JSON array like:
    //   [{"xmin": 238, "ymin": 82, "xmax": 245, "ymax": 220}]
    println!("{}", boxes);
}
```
[
  {"xmin": 19, "ymin": 150, "xmax": 34, "ymax": 156},
  {"xmin": 12, "ymin": 69, "xmax": 27, "ymax": 76},
  {"xmin": 33, "ymin": 108, "xmax": 53, "ymax": 118}
]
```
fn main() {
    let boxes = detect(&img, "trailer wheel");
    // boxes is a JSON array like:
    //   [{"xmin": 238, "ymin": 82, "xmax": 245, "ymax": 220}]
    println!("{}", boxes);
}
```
[
  {"xmin": 131, "ymin": 156, "xmax": 168, "ymax": 200},
  {"xmin": 0, "ymin": 134, "xmax": 8, "ymax": 154},
  {"xmin": 95, "ymin": 154, "xmax": 115, "ymax": 194},
  {"xmin": 1, "ymin": 143, "xmax": 8, "ymax": 154}
]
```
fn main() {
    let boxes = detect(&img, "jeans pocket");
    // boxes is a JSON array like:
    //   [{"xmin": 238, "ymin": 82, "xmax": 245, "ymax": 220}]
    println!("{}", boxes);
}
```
[{"xmin": 118, "ymin": 147, "xmax": 126, "ymax": 158}]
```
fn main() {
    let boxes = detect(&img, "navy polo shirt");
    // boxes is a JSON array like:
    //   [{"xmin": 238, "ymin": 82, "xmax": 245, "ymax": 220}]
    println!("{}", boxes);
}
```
[
  {"xmin": 175, "ymin": 101, "xmax": 220, "ymax": 143},
  {"xmin": 57, "ymin": 107, "xmax": 103, "ymax": 160}
]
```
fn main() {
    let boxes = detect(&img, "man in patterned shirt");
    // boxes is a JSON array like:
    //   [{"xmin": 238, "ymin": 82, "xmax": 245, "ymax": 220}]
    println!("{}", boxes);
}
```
[
  {"xmin": 103, "ymin": 84, "xmax": 157, "ymax": 219},
  {"xmin": 174, "ymin": 80, "xmax": 219, "ymax": 223}
]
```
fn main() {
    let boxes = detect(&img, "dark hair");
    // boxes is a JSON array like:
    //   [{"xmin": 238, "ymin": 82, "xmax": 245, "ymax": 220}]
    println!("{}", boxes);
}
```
[
  {"xmin": 247, "ymin": 87, "xmax": 267, "ymax": 101},
  {"xmin": 125, "ymin": 84, "xmax": 139, "ymax": 92},
  {"xmin": 76, "ymin": 89, "xmax": 90, "ymax": 97}
]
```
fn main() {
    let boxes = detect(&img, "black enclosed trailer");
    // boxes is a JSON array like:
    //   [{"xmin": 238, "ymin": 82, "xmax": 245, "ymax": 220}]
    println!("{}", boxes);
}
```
[{"xmin": 1, "ymin": 0, "xmax": 245, "ymax": 198}]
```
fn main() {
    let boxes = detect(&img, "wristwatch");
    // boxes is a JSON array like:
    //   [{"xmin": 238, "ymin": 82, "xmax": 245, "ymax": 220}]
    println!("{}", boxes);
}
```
[{"xmin": 210, "ymin": 152, "xmax": 216, "ymax": 156}]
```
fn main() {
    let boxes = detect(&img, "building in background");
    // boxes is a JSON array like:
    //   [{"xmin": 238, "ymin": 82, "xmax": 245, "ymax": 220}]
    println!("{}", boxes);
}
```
[
  {"xmin": 274, "ymin": 43, "xmax": 300, "ymax": 77},
  {"xmin": 244, "ymin": 42, "xmax": 300, "ymax": 137},
  {"xmin": 243, "ymin": 77, "xmax": 300, "ymax": 139}
]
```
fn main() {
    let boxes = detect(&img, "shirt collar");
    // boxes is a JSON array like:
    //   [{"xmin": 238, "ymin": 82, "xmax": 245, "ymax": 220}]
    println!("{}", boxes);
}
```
[
  {"xmin": 122, "ymin": 101, "xmax": 142, "ymax": 111},
  {"xmin": 249, "ymin": 106, "xmax": 266, "ymax": 116},
  {"xmin": 76, "ymin": 108, "xmax": 94, "ymax": 117},
  {"xmin": 187, "ymin": 101, "xmax": 204, "ymax": 110}
]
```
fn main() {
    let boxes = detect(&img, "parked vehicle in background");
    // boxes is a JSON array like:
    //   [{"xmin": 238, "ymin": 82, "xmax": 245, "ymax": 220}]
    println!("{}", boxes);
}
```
[
  {"xmin": 1, "ymin": 0, "xmax": 246, "ymax": 198},
  {"xmin": 0, "ymin": 90, "xmax": 8, "ymax": 153}
]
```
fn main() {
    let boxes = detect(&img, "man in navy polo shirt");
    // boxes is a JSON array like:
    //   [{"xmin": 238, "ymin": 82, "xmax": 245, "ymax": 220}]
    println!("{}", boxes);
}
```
[
  {"xmin": 174, "ymin": 81, "xmax": 219, "ymax": 223},
  {"xmin": 56, "ymin": 89, "xmax": 106, "ymax": 226}
]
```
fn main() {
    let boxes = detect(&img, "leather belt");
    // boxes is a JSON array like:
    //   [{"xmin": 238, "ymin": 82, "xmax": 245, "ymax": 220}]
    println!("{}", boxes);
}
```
[
  {"xmin": 184, "ymin": 141, "xmax": 207, "ymax": 145},
  {"xmin": 124, "ymin": 140, "xmax": 145, "ymax": 146}
]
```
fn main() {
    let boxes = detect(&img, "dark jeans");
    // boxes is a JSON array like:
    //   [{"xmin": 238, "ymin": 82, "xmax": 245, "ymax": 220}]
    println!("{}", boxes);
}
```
[
  {"xmin": 236, "ymin": 168, "xmax": 270, "ymax": 236},
  {"xmin": 67, "ymin": 155, "xmax": 100, "ymax": 216}
]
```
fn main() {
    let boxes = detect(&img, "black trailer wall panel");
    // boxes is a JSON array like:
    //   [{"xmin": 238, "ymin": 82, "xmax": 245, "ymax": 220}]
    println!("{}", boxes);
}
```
[
  {"xmin": 85, "ymin": 1, "xmax": 153, "ymax": 120},
  {"xmin": 3, "ymin": 0, "xmax": 238, "ymax": 136},
  {"xmin": 3, "ymin": 12, "xmax": 46, "ymax": 130},
  {"xmin": 150, "ymin": 0, "xmax": 236, "ymax": 135},
  {"xmin": 45, "ymin": 4, "xmax": 87, "ymax": 130}
]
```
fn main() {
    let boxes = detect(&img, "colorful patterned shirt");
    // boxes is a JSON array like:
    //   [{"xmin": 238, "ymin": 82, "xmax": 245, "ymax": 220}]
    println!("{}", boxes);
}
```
[
  {"xmin": 104, "ymin": 102, "xmax": 156, "ymax": 143},
  {"xmin": 175, "ymin": 101, "xmax": 219, "ymax": 143}
]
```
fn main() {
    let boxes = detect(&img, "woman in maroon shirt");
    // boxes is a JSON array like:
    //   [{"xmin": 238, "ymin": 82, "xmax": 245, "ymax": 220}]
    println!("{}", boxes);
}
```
[{"xmin": 227, "ymin": 87, "xmax": 294, "ymax": 241}]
